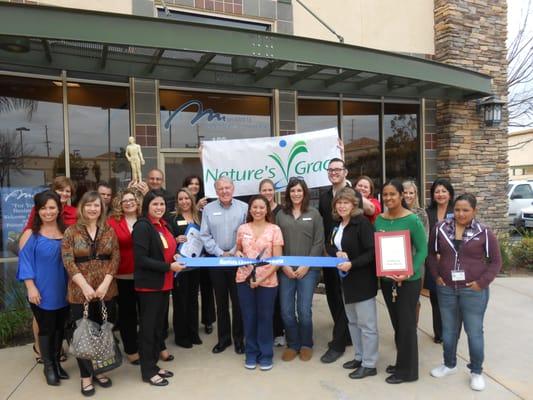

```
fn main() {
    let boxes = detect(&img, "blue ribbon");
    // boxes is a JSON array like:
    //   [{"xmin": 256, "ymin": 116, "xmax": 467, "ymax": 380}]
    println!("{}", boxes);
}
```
[{"xmin": 179, "ymin": 256, "xmax": 350, "ymax": 277}]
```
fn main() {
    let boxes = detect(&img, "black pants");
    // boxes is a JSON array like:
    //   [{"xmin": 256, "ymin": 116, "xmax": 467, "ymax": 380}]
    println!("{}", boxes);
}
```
[
  {"xmin": 116, "ymin": 279, "xmax": 139, "ymax": 355},
  {"xmin": 209, "ymin": 268, "xmax": 243, "ymax": 345},
  {"xmin": 70, "ymin": 300, "xmax": 115, "ymax": 378},
  {"xmin": 30, "ymin": 303, "xmax": 69, "ymax": 337},
  {"xmin": 323, "ymin": 268, "xmax": 351, "ymax": 352},
  {"xmin": 138, "ymin": 291, "xmax": 169, "ymax": 380},
  {"xmin": 381, "ymin": 279, "xmax": 420, "ymax": 381},
  {"xmin": 429, "ymin": 288, "xmax": 443, "ymax": 340},
  {"xmin": 172, "ymin": 270, "xmax": 200, "ymax": 344},
  {"xmin": 200, "ymin": 269, "xmax": 216, "ymax": 326},
  {"xmin": 273, "ymin": 279, "xmax": 284, "ymax": 337}
]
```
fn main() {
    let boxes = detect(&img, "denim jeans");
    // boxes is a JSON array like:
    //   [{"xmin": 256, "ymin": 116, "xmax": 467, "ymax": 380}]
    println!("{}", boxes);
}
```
[
  {"xmin": 278, "ymin": 268, "xmax": 320, "ymax": 351},
  {"xmin": 237, "ymin": 283, "xmax": 277, "ymax": 366},
  {"xmin": 436, "ymin": 285, "xmax": 489, "ymax": 374}
]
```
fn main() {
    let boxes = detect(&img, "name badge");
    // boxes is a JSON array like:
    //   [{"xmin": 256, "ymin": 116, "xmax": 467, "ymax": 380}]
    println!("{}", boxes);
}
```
[
  {"xmin": 213, "ymin": 212, "xmax": 222, "ymax": 216},
  {"xmin": 302, "ymin": 217, "xmax": 312, "ymax": 221},
  {"xmin": 243, "ymin": 234, "xmax": 253, "ymax": 239},
  {"xmin": 466, "ymin": 231, "xmax": 473, "ymax": 237},
  {"xmin": 177, "ymin": 220, "xmax": 188, "ymax": 226},
  {"xmin": 451, "ymin": 270, "xmax": 465, "ymax": 281},
  {"xmin": 159, "ymin": 232, "xmax": 169, "ymax": 249}
]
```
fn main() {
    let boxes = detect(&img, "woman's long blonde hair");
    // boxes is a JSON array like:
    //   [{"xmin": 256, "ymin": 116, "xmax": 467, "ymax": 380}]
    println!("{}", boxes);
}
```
[
  {"xmin": 76, "ymin": 191, "xmax": 107, "ymax": 228},
  {"xmin": 402, "ymin": 180, "xmax": 421, "ymax": 208},
  {"xmin": 174, "ymin": 188, "xmax": 200, "ymax": 225}
]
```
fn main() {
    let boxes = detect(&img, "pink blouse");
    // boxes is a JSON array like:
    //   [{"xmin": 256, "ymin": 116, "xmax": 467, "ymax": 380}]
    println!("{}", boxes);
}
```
[{"xmin": 235, "ymin": 223, "xmax": 284, "ymax": 287}]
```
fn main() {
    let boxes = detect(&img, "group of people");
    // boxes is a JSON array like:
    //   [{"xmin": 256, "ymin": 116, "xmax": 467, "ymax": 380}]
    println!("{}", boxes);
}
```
[{"xmin": 17, "ymin": 159, "xmax": 502, "ymax": 395}]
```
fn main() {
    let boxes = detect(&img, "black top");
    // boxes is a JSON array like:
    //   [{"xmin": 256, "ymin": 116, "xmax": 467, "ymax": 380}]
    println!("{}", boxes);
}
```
[
  {"xmin": 318, "ymin": 185, "xmax": 361, "ymax": 242},
  {"xmin": 424, "ymin": 204, "xmax": 454, "ymax": 290},
  {"xmin": 132, "ymin": 217, "xmax": 172, "ymax": 290},
  {"xmin": 325, "ymin": 215, "xmax": 377, "ymax": 304},
  {"xmin": 271, "ymin": 204, "xmax": 281, "ymax": 219}
]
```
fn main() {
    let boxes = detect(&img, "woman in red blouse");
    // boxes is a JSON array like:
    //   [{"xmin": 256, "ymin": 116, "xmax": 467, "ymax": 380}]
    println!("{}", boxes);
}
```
[
  {"xmin": 354, "ymin": 176, "xmax": 381, "ymax": 224},
  {"xmin": 132, "ymin": 191, "xmax": 186, "ymax": 386},
  {"xmin": 107, "ymin": 189, "xmax": 141, "ymax": 365}
]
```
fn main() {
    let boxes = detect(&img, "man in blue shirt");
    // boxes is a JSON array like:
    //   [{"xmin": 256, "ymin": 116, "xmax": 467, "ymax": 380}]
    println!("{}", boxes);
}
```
[{"xmin": 200, "ymin": 177, "xmax": 248, "ymax": 354}]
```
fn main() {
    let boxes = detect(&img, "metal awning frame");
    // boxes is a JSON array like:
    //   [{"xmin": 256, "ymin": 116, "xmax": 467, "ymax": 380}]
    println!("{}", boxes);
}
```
[{"xmin": 0, "ymin": 2, "xmax": 494, "ymax": 100}]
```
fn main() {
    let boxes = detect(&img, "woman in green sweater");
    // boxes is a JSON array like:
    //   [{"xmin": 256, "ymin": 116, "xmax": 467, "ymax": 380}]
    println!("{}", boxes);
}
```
[{"xmin": 375, "ymin": 179, "xmax": 427, "ymax": 385}]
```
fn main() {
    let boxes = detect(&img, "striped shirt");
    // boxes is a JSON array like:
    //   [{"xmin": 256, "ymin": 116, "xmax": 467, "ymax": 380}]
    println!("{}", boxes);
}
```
[{"xmin": 200, "ymin": 199, "xmax": 248, "ymax": 256}]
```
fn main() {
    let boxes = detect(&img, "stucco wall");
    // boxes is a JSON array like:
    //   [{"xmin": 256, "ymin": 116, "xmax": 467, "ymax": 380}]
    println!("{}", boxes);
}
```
[
  {"xmin": 292, "ymin": 0, "xmax": 434, "ymax": 54},
  {"xmin": 38, "ymin": 0, "xmax": 133, "ymax": 14}
]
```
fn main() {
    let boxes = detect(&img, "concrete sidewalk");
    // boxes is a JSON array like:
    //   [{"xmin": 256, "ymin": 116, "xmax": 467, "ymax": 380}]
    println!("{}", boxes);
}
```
[{"xmin": 1, "ymin": 277, "xmax": 531, "ymax": 400}]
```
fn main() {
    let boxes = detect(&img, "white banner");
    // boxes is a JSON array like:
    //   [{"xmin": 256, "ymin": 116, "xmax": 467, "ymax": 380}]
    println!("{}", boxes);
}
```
[{"xmin": 202, "ymin": 128, "xmax": 341, "ymax": 197}]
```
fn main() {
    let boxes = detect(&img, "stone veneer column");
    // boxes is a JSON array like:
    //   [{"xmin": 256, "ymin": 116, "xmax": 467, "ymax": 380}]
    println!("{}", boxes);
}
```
[{"xmin": 434, "ymin": 0, "xmax": 508, "ymax": 232}]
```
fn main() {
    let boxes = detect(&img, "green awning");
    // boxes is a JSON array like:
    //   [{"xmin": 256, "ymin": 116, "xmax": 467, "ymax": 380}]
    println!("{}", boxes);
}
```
[{"xmin": 0, "ymin": 3, "xmax": 493, "ymax": 100}]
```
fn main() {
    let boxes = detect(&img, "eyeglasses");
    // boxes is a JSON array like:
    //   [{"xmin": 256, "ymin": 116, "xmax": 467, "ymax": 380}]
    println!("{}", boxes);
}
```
[
  {"xmin": 121, "ymin": 199, "xmax": 136, "ymax": 204},
  {"xmin": 327, "ymin": 168, "xmax": 346, "ymax": 174}
]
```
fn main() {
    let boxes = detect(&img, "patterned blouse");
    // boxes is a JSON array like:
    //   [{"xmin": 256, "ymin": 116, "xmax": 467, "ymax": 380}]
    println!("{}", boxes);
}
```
[
  {"xmin": 62, "ymin": 223, "xmax": 119, "ymax": 304},
  {"xmin": 235, "ymin": 223, "xmax": 284, "ymax": 287}
]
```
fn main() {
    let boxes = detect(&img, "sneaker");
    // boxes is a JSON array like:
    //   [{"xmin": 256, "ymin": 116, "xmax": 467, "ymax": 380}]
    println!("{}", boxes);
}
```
[
  {"xmin": 470, "ymin": 373, "xmax": 485, "ymax": 391},
  {"xmin": 244, "ymin": 363, "xmax": 256, "ymax": 370},
  {"xmin": 430, "ymin": 364, "xmax": 457, "ymax": 378},
  {"xmin": 274, "ymin": 336, "xmax": 286, "ymax": 347},
  {"xmin": 259, "ymin": 364, "xmax": 273, "ymax": 371}
]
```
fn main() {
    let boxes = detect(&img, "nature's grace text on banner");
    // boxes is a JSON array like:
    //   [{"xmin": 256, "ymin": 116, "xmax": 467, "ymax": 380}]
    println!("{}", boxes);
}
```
[{"xmin": 202, "ymin": 129, "xmax": 341, "ymax": 197}]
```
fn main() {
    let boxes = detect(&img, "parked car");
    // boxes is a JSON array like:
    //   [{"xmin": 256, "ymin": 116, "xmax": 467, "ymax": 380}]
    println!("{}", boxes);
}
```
[
  {"xmin": 515, "ymin": 206, "xmax": 533, "ymax": 229},
  {"xmin": 508, "ymin": 180, "xmax": 533, "ymax": 226}
]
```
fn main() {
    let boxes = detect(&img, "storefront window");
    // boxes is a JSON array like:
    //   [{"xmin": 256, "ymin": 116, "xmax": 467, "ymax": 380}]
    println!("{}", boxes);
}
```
[
  {"xmin": 67, "ymin": 83, "xmax": 130, "ymax": 202},
  {"xmin": 384, "ymin": 103, "xmax": 419, "ymax": 183},
  {"xmin": 0, "ymin": 75, "xmax": 64, "ymax": 309},
  {"xmin": 0, "ymin": 76, "xmax": 63, "ymax": 257},
  {"xmin": 297, "ymin": 99, "xmax": 339, "ymax": 133},
  {"xmin": 342, "ymin": 101, "xmax": 381, "ymax": 189},
  {"xmin": 160, "ymin": 90, "xmax": 271, "ymax": 149}
]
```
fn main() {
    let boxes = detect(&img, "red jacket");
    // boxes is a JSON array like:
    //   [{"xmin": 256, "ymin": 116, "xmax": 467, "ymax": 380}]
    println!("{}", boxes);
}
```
[
  {"xmin": 107, "ymin": 216, "xmax": 135, "ymax": 275},
  {"xmin": 427, "ymin": 218, "xmax": 501, "ymax": 289}
]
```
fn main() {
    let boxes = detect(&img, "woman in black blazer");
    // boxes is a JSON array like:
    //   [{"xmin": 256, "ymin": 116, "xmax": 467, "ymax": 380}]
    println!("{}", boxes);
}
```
[
  {"xmin": 326, "ymin": 188, "xmax": 378, "ymax": 380},
  {"xmin": 133, "ymin": 191, "xmax": 185, "ymax": 387}
]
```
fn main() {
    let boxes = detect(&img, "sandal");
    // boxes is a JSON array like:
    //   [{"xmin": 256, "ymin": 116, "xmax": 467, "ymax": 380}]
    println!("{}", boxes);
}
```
[
  {"xmin": 160, "ymin": 353, "xmax": 174, "ymax": 362},
  {"xmin": 94, "ymin": 375, "xmax": 112, "ymax": 388},
  {"xmin": 143, "ymin": 374, "xmax": 168, "ymax": 387},
  {"xmin": 59, "ymin": 348, "xmax": 67, "ymax": 362},
  {"xmin": 158, "ymin": 369, "xmax": 174, "ymax": 378},
  {"xmin": 33, "ymin": 344, "xmax": 43, "ymax": 364},
  {"xmin": 80, "ymin": 381, "xmax": 95, "ymax": 397}
]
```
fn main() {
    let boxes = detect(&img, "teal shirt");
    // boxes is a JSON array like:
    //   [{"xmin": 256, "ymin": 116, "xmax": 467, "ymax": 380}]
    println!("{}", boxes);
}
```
[{"xmin": 374, "ymin": 213, "xmax": 427, "ymax": 281}]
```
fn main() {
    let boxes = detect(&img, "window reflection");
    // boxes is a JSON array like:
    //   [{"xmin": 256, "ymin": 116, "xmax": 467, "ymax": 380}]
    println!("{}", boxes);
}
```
[
  {"xmin": 67, "ymin": 84, "xmax": 130, "ymax": 202},
  {"xmin": 384, "ymin": 103, "xmax": 419, "ymax": 182},
  {"xmin": 0, "ymin": 76, "xmax": 63, "ymax": 258},
  {"xmin": 160, "ymin": 90, "xmax": 271, "ymax": 149},
  {"xmin": 342, "ymin": 101, "xmax": 381, "ymax": 189},
  {"xmin": 297, "ymin": 99, "xmax": 338, "ymax": 133}
]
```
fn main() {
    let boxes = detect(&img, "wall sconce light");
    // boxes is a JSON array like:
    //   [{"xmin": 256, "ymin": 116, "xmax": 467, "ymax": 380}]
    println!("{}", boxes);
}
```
[{"xmin": 477, "ymin": 96, "xmax": 505, "ymax": 127}]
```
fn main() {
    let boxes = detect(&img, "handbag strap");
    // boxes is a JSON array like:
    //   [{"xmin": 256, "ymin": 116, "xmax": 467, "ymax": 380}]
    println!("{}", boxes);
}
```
[{"xmin": 83, "ymin": 301, "xmax": 108, "ymax": 322}]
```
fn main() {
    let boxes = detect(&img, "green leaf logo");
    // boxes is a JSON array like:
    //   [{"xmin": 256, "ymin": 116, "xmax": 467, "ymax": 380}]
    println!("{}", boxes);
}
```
[{"xmin": 268, "ymin": 139, "xmax": 309, "ymax": 185}]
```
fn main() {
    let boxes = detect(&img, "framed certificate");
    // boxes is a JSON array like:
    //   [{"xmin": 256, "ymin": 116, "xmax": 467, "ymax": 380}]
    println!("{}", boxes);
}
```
[
  {"xmin": 178, "ymin": 223, "xmax": 203, "ymax": 258},
  {"xmin": 374, "ymin": 230, "xmax": 413, "ymax": 277}
]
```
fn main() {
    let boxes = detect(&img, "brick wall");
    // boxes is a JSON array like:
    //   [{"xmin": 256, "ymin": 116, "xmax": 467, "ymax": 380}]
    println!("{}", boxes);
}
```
[{"xmin": 434, "ymin": 0, "xmax": 508, "ymax": 232}]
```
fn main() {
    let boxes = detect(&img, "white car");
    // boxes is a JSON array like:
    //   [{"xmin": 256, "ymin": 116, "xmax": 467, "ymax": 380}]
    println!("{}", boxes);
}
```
[
  {"xmin": 516, "ymin": 206, "xmax": 533, "ymax": 229},
  {"xmin": 507, "ymin": 181, "xmax": 533, "ymax": 226}
]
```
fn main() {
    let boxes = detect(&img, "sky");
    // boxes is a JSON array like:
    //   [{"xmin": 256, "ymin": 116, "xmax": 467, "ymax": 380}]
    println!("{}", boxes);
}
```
[{"xmin": 507, "ymin": 0, "xmax": 533, "ymax": 130}]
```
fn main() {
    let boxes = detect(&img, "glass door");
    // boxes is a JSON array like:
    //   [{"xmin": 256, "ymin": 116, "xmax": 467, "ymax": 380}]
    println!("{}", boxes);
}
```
[{"xmin": 161, "ymin": 153, "xmax": 203, "ymax": 197}]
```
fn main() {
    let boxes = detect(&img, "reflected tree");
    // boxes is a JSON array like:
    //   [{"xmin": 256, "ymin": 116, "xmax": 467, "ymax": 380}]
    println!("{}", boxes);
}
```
[{"xmin": 0, "ymin": 132, "xmax": 25, "ymax": 187}]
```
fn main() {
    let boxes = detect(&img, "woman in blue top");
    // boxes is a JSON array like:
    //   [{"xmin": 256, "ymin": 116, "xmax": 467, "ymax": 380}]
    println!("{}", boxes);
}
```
[{"xmin": 17, "ymin": 191, "xmax": 69, "ymax": 386}]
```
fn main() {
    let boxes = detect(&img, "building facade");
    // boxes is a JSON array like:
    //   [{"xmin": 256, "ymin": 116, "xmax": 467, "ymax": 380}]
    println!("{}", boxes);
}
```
[{"xmin": 0, "ymin": 0, "xmax": 508, "ymax": 307}]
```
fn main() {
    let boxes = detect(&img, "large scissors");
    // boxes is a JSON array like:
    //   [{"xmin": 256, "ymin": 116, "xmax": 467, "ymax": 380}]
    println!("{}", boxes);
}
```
[{"xmin": 245, "ymin": 248, "xmax": 269, "ymax": 285}]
